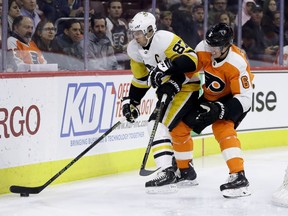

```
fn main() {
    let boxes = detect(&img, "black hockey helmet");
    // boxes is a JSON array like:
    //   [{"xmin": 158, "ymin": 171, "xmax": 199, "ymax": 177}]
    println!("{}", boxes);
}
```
[{"xmin": 205, "ymin": 23, "xmax": 233, "ymax": 47}]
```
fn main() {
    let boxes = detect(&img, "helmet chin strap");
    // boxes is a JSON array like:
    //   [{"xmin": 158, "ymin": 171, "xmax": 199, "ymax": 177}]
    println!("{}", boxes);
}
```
[
  {"xmin": 214, "ymin": 46, "xmax": 230, "ymax": 62},
  {"xmin": 144, "ymin": 34, "xmax": 153, "ymax": 47},
  {"xmin": 219, "ymin": 46, "xmax": 230, "ymax": 58}
]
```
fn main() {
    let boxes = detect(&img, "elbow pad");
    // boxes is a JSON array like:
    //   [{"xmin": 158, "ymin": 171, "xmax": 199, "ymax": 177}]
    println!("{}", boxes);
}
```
[{"xmin": 165, "ymin": 55, "xmax": 197, "ymax": 75}]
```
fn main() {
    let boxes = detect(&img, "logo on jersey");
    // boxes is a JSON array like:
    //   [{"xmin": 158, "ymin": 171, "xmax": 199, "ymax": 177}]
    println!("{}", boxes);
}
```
[
  {"xmin": 204, "ymin": 71, "xmax": 225, "ymax": 92},
  {"xmin": 60, "ymin": 82, "xmax": 116, "ymax": 137},
  {"xmin": 219, "ymin": 30, "xmax": 227, "ymax": 36}
]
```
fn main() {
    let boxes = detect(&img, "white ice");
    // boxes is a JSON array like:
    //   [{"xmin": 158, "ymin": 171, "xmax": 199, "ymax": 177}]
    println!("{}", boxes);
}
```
[{"xmin": 1, "ymin": 147, "xmax": 288, "ymax": 216}]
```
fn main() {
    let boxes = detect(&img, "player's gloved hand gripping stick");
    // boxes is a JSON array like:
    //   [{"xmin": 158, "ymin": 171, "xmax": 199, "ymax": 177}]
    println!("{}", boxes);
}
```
[{"xmin": 148, "ymin": 59, "xmax": 172, "ymax": 88}]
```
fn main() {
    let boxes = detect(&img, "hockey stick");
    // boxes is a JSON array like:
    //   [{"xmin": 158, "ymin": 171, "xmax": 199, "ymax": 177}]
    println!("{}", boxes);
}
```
[
  {"xmin": 10, "ymin": 118, "xmax": 125, "ymax": 196},
  {"xmin": 139, "ymin": 94, "xmax": 167, "ymax": 176}
]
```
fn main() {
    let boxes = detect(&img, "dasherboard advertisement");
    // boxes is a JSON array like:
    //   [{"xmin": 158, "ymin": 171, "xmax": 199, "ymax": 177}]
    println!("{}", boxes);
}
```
[
  {"xmin": 0, "ymin": 75, "xmax": 156, "ymax": 169},
  {"xmin": 0, "ymin": 71, "xmax": 287, "ymax": 169}
]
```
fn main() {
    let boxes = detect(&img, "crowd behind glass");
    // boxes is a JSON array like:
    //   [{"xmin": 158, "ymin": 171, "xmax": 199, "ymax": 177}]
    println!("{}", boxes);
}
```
[{"xmin": 0, "ymin": 0, "xmax": 287, "ymax": 72}]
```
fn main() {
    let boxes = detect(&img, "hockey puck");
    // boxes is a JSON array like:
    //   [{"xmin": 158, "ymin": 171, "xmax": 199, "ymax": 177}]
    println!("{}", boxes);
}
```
[{"xmin": 20, "ymin": 193, "xmax": 29, "ymax": 197}]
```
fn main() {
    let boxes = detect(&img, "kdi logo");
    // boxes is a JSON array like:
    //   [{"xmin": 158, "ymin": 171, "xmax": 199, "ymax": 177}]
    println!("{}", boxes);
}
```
[{"xmin": 60, "ymin": 82, "xmax": 116, "ymax": 137}]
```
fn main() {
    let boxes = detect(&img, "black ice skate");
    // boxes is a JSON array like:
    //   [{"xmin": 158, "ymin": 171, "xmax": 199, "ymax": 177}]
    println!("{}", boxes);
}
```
[
  {"xmin": 176, "ymin": 162, "xmax": 199, "ymax": 187},
  {"xmin": 220, "ymin": 170, "xmax": 251, "ymax": 198},
  {"xmin": 145, "ymin": 166, "xmax": 177, "ymax": 194}
]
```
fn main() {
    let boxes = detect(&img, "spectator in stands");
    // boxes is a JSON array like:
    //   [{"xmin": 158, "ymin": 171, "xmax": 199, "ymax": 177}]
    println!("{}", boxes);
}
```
[
  {"xmin": 37, "ymin": 0, "xmax": 70, "ymax": 23},
  {"xmin": 192, "ymin": 4, "xmax": 204, "ymax": 39},
  {"xmin": 158, "ymin": 10, "xmax": 174, "ymax": 33},
  {"xmin": 55, "ymin": 19, "xmax": 84, "ymax": 70},
  {"xmin": 264, "ymin": 10, "xmax": 288, "ymax": 49},
  {"xmin": 20, "ymin": 0, "xmax": 41, "ymax": 34},
  {"xmin": 32, "ymin": 20, "xmax": 69, "ymax": 70},
  {"xmin": 261, "ymin": 0, "xmax": 277, "ymax": 35},
  {"xmin": 171, "ymin": 0, "xmax": 201, "ymax": 48},
  {"xmin": 8, "ymin": 0, "xmax": 21, "ymax": 34},
  {"xmin": 242, "ymin": 4, "xmax": 277, "ymax": 63},
  {"xmin": 68, "ymin": 0, "xmax": 94, "ymax": 17},
  {"xmin": 208, "ymin": 0, "xmax": 235, "ymax": 27},
  {"xmin": 106, "ymin": 0, "xmax": 130, "ymax": 69},
  {"xmin": 234, "ymin": 0, "xmax": 256, "ymax": 26},
  {"xmin": 272, "ymin": 11, "xmax": 288, "ymax": 46},
  {"xmin": 7, "ymin": 16, "xmax": 47, "ymax": 71},
  {"xmin": 217, "ymin": 11, "xmax": 235, "ymax": 30},
  {"xmin": 262, "ymin": 10, "xmax": 280, "ymax": 48},
  {"xmin": 83, "ymin": 14, "xmax": 118, "ymax": 70}
]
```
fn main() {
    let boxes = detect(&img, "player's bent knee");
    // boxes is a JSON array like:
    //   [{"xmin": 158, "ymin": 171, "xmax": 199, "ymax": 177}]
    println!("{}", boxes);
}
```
[{"xmin": 147, "ymin": 121, "xmax": 170, "ymax": 139}]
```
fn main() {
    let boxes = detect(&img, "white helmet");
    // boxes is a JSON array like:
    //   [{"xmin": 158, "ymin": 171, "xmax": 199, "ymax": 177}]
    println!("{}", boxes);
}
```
[{"xmin": 129, "ymin": 11, "xmax": 157, "ymax": 36}]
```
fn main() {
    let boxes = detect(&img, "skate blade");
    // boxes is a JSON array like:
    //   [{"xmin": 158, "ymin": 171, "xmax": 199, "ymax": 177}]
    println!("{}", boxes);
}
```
[
  {"xmin": 145, "ymin": 184, "xmax": 178, "ymax": 194},
  {"xmin": 222, "ymin": 186, "xmax": 251, "ymax": 198},
  {"xmin": 177, "ymin": 179, "xmax": 199, "ymax": 187}
]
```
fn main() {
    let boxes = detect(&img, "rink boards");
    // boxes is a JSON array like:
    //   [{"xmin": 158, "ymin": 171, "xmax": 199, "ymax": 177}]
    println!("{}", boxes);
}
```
[{"xmin": 0, "ymin": 68, "xmax": 288, "ymax": 194}]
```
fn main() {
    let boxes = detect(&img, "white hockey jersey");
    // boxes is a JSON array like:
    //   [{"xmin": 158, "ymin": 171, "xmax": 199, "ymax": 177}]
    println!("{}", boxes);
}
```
[{"xmin": 127, "ymin": 30, "xmax": 200, "ymax": 92}]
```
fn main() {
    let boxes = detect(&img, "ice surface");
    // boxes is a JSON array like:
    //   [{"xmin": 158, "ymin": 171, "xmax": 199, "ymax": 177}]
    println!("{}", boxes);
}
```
[{"xmin": 1, "ymin": 147, "xmax": 288, "ymax": 216}]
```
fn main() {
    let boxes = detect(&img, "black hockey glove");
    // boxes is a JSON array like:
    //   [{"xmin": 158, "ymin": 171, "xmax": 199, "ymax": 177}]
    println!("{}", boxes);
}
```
[
  {"xmin": 156, "ymin": 79, "xmax": 181, "ymax": 105},
  {"xmin": 121, "ymin": 97, "xmax": 140, "ymax": 123},
  {"xmin": 149, "ymin": 59, "xmax": 172, "ymax": 88},
  {"xmin": 195, "ymin": 102, "xmax": 226, "ymax": 126}
]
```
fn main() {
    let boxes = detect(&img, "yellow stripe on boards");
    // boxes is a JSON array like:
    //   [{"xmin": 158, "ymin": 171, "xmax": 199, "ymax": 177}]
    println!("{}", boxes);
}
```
[{"xmin": 0, "ymin": 148, "xmax": 151, "ymax": 195}]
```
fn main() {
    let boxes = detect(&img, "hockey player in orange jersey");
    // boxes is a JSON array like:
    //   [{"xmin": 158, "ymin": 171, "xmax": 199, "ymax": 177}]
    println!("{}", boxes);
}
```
[
  {"xmin": 172, "ymin": 23, "xmax": 254, "ymax": 198},
  {"xmin": 7, "ymin": 16, "xmax": 47, "ymax": 71}
]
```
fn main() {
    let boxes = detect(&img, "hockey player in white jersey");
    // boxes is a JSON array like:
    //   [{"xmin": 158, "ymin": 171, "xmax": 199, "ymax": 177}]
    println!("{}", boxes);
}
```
[{"xmin": 121, "ymin": 11, "xmax": 201, "ymax": 193}]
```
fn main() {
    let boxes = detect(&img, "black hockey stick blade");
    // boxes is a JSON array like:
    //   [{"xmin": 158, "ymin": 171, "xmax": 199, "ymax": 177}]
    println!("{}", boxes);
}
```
[
  {"xmin": 139, "ymin": 95, "xmax": 167, "ymax": 176},
  {"xmin": 10, "ymin": 185, "xmax": 43, "ymax": 194},
  {"xmin": 10, "ymin": 118, "xmax": 125, "ymax": 195},
  {"xmin": 139, "ymin": 167, "xmax": 160, "ymax": 176}
]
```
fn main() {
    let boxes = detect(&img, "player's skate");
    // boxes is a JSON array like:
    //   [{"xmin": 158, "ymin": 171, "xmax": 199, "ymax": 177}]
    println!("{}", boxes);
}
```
[
  {"xmin": 176, "ymin": 161, "xmax": 199, "ymax": 187},
  {"xmin": 220, "ymin": 170, "xmax": 251, "ymax": 198},
  {"xmin": 272, "ymin": 167, "xmax": 288, "ymax": 207},
  {"xmin": 145, "ymin": 166, "xmax": 178, "ymax": 194}
]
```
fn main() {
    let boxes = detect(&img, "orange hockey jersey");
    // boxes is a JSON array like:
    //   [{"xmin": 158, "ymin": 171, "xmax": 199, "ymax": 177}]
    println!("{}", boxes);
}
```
[
  {"xmin": 195, "ymin": 41, "xmax": 254, "ymax": 113},
  {"xmin": 7, "ymin": 36, "xmax": 47, "ymax": 67}
]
